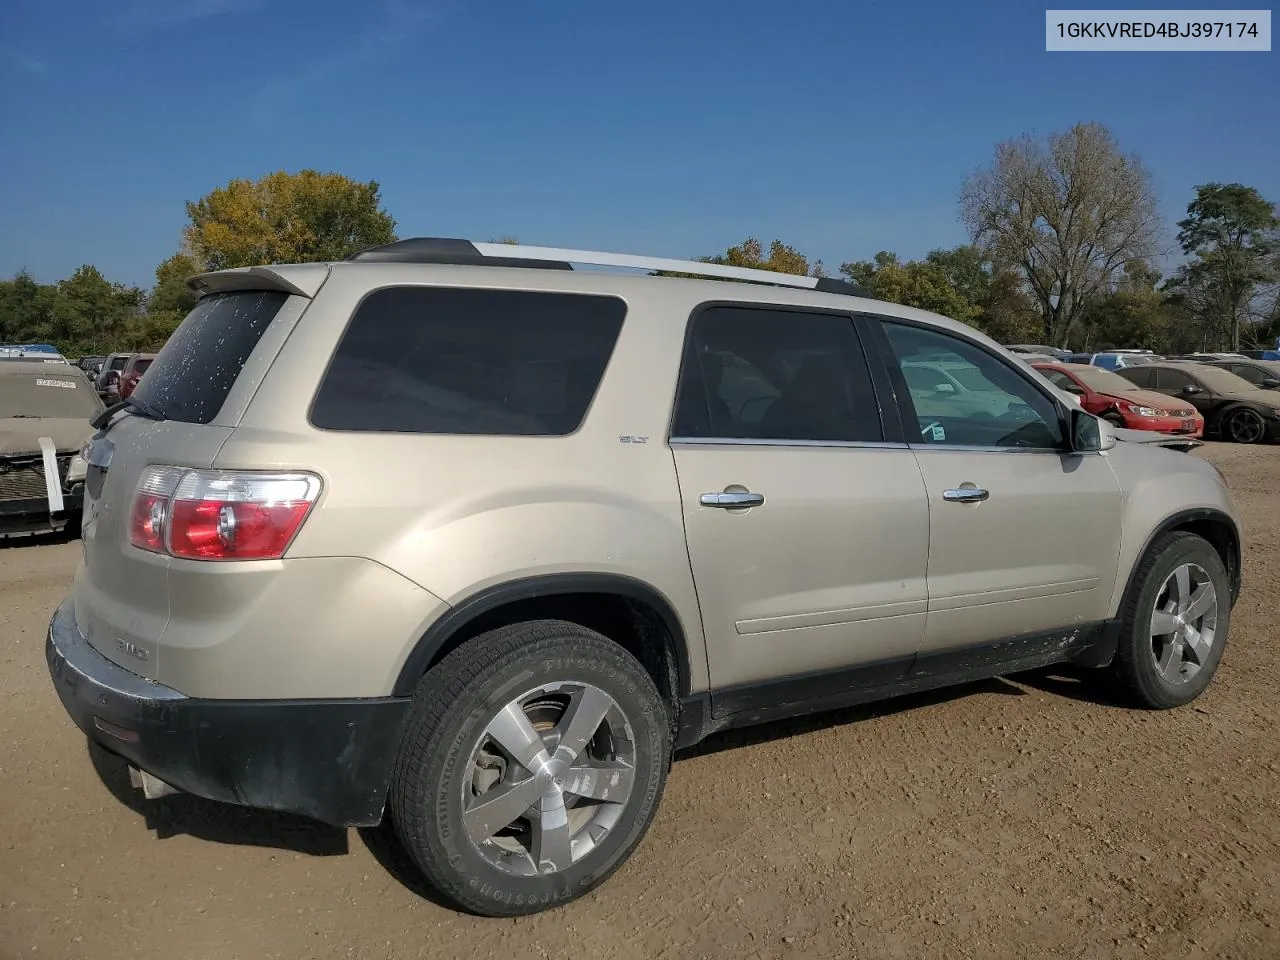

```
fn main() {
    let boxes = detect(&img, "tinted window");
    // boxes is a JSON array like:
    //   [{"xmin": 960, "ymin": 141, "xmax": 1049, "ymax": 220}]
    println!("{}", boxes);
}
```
[
  {"xmin": 1118, "ymin": 366, "xmax": 1154, "ymax": 388},
  {"xmin": 311, "ymin": 287, "xmax": 625, "ymax": 435},
  {"xmin": 672, "ymin": 306, "xmax": 882, "ymax": 443},
  {"xmin": 131, "ymin": 291, "xmax": 288, "ymax": 425},
  {"xmin": 1228, "ymin": 363, "xmax": 1270, "ymax": 385},
  {"xmin": 882, "ymin": 322, "xmax": 1063, "ymax": 449},
  {"xmin": 1155, "ymin": 369, "xmax": 1194, "ymax": 391}
]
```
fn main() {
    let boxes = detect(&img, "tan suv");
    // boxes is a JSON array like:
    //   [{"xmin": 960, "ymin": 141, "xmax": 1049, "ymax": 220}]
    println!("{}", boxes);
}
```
[{"xmin": 47, "ymin": 239, "xmax": 1242, "ymax": 916}]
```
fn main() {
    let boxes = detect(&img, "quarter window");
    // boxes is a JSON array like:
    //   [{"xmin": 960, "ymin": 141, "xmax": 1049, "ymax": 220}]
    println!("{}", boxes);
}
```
[
  {"xmin": 671, "ymin": 306, "xmax": 882, "ymax": 443},
  {"xmin": 311, "ymin": 287, "xmax": 625, "ymax": 435},
  {"xmin": 881, "ymin": 322, "xmax": 1063, "ymax": 449}
]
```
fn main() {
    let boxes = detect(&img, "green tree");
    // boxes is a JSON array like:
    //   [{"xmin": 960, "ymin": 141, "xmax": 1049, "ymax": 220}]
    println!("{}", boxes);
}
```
[
  {"xmin": 184, "ymin": 170, "xmax": 398, "ymax": 270},
  {"xmin": 149, "ymin": 253, "xmax": 201, "ymax": 316},
  {"xmin": 50, "ymin": 266, "xmax": 144, "ymax": 354},
  {"xmin": 705, "ymin": 237, "xmax": 821, "ymax": 277},
  {"xmin": 960, "ymin": 122, "xmax": 1162, "ymax": 347},
  {"xmin": 841, "ymin": 245, "xmax": 1043, "ymax": 342},
  {"xmin": 0, "ymin": 270, "xmax": 58, "ymax": 342},
  {"xmin": 1174, "ymin": 183, "xmax": 1279, "ymax": 351},
  {"xmin": 840, "ymin": 250, "xmax": 981, "ymax": 323}
]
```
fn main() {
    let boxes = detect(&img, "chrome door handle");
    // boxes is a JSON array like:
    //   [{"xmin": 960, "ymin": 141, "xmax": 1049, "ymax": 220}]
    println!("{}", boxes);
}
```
[
  {"xmin": 943, "ymin": 487, "xmax": 989, "ymax": 503},
  {"xmin": 700, "ymin": 491, "xmax": 765, "ymax": 509}
]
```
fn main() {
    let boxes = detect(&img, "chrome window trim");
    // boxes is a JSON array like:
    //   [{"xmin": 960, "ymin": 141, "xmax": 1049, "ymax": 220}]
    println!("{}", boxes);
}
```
[{"xmin": 669, "ymin": 436, "xmax": 908, "ymax": 450}]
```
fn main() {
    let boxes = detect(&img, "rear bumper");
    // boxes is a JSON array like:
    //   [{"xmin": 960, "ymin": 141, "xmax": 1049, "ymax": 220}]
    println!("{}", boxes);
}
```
[
  {"xmin": 0, "ymin": 493, "xmax": 83, "ymax": 537},
  {"xmin": 46, "ymin": 599, "xmax": 411, "ymax": 827}
]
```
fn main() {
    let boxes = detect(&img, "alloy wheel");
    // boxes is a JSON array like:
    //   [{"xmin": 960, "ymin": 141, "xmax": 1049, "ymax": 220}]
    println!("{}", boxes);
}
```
[
  {"xmin": 1226, "ymin": 408, "xmax": 1265, "ymax": 443},
  {"xmin": 1149, "ymin": 562, "xmax": 1218, "ymax": 685},
  {"xmin": 462, "ymin": 682, "xmax": 636, "ymax": 877}
]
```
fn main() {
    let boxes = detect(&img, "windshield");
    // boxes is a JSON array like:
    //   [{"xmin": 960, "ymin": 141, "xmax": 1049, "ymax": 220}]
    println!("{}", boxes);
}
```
[
  {"xmin": 1192, "ymin": 365, "xmax": 1258, "ymax": 393},
  {"xmin": 0, "ymin": 373, "xmax": 104, "ymax": 419},
  {"xmin": 1072, "ymin": 366, "xmax": 1140, "ymax": 394}
]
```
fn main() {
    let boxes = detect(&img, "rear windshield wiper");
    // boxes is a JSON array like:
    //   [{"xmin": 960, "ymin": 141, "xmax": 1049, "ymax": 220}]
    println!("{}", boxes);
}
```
[{"xmin": 90, "ymin": 397, "xmax": 165, "ymax": 430}]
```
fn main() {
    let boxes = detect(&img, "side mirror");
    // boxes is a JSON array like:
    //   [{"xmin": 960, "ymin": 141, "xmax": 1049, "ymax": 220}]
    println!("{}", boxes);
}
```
[
  {"xmin": 1070, "ymin": 407, "xmax": 1116, "ymax": 452},
  {"xmin": 934, "ymin": 382, "xmax": 956, "ymax": 394},
  {"xmin": 1182, "ymin": 384, "xmax": 1203, "ymax": 395},
  {"xmin": 1261, "ymin": 378, "xmax": 1280, "ymax": 389}
]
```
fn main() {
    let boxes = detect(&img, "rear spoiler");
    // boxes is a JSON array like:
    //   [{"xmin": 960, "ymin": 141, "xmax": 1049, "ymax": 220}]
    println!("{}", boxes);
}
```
[{"xmin": 187, "ymin": 263, "xmax": 330, "ymax": 299}]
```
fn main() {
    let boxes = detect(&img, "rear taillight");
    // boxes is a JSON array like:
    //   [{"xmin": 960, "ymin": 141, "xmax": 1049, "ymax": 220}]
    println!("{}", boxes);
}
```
[{"xmin": 128, "ymin": 467, "xmax": 321, "ymax": 561}]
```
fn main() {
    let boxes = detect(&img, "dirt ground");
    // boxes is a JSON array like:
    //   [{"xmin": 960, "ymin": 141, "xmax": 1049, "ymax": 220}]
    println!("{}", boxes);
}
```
[{"xmin": 2, "ymin": 442, "xmax": 1278, "ymax": 960}]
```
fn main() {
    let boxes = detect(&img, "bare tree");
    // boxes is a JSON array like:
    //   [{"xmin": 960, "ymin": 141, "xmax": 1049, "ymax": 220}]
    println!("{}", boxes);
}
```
[{"xmin": 960, "ymin": 123, "xmax": 1162, "ymax": 347}]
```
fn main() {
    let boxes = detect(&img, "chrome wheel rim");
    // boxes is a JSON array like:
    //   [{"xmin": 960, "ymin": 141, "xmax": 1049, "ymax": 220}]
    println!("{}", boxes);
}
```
[
  {"xmin": 1149, "ymin": 562, "xmax": 1218, "ymax": 685},
  {"xmin": 1228, "ymin": 409, "xmax": 1264, "ymax": 443},
  {"xmin": 462, "ymin": 682, "xmax": 636, "ymax": 877}
]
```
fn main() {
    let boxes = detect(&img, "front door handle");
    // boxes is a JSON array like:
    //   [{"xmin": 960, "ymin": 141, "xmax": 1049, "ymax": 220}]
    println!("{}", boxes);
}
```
[
  {"xmin": 700, "ymin": 491, "xmax": 765, "ymax": 509},
  {"xmin": 942, "ymin": 487, "xmax": 990, "ymax": 503}
]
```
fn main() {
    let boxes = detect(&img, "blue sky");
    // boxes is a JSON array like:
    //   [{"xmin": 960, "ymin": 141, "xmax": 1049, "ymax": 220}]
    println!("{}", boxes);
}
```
[{"xmin": 1, "ymin": 0, "xmax": 1276, "ymax": 289}]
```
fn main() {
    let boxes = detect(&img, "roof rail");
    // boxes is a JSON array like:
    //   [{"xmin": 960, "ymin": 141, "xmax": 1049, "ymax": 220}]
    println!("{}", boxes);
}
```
[{"xmin": 346, "ymin": 238, "xmax": 874, "ymax": 298}]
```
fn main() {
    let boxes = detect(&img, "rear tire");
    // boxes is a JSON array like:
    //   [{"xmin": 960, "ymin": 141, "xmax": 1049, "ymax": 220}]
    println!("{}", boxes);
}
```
[
  {"xmin": 1110, "ymin": 532, "xmax": 1230, "ymax": 709},
  {"xmin": 389, "ymin": 620, "xmax": 670, "ymax": 916}
]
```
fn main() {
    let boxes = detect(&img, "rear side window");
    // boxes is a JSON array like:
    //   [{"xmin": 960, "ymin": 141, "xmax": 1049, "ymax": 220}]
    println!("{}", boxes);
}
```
[
  {"xmin": 310, "ymin": 287, "xmax": 625, "ymax": 435},
  {"xmin": 130, "ymin": 290, "xmax": 289, "ymax": 425},
  {"xmin": 671, "ymin": 305, "xmax": 883, "ymax": 443}
]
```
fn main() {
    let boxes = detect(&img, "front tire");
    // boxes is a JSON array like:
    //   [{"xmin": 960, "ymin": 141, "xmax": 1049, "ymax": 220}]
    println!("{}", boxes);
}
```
[
  {"xmin": 1110, "ymin": 532, "xmax": 1230, "ymax": 709},
  {"xmin": 390, "ymin": 620, "xmax": 670, "ymax": 916}
]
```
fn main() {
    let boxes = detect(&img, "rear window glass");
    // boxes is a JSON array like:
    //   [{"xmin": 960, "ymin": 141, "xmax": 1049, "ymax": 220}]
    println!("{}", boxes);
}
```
[
  {"xmin": 130, "ymin": 291, "xmax": 289, "ymax": 424},
  {"xmin": 310, "ymin": 287, "xmax": 626, "ymax": 435},
  {"xmin": 0, "ymin": 373, "xmax": 103, "ymax": 419}
]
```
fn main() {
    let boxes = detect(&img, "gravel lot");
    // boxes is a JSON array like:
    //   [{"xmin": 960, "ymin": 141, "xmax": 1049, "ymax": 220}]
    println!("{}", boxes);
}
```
[{"xmin": 3, "ymin": 441, "xmax": 1278, "ymax": 960}]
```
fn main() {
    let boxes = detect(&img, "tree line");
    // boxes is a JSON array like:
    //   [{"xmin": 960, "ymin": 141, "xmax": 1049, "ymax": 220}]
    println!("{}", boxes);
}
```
[{"xmin": 2, "ymin": 123, "xmax": 1276, "ymax": 357}]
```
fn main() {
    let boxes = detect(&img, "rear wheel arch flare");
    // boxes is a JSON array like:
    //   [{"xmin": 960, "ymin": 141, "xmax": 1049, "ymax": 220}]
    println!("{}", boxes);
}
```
[{"xmin": 393, "ymin": 574, "xmax": 694, "ymax": 706}]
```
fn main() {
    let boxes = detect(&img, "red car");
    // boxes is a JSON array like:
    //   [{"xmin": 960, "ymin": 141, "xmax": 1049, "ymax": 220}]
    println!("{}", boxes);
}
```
[
  {"xmin": 119, "ymin": 353, "xmax": 156, "ymax": 400},
  {"xmin": 1033, "ymin": 362, "xmax": 1204, "ymax": 437}
]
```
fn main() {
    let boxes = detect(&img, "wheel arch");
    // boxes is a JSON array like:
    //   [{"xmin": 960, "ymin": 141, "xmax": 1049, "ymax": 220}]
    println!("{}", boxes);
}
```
[
  {"xmin": 1123, "ymin": 508, "xmax": 1242, "ymax": 611},
  {"xmin": 391, "ymin": 573, "xmax": 695, "ymax": 706},
  {"xmin": 1218, "ymin": 402, "xmax": 1266, "ymax": 442}
]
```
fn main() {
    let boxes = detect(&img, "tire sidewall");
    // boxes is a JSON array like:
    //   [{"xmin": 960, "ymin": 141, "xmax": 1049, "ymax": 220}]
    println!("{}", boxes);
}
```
[
  {"xmin": 1122, "ymin": 535, "xmax": 1230, "ymax": 708},
  {"xmin": 417, "ymin": 637, "xmax": 668, "ymax": 914}
]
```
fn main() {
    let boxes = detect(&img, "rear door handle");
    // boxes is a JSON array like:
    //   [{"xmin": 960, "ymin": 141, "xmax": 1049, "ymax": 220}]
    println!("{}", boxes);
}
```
[
  {"xmin": 700, "ymin": 491, "xmax": 765, "ymax": 509},
  {"xmin": 942, "ymin": 487, "xmax": 989, "ymax": 503}
]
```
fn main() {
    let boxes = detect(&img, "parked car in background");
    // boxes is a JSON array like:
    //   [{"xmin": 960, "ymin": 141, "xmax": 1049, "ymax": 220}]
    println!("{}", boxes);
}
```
[
  {"xmin": 1118, "ymin": 361, "xmax": 1280, "ymax": 444},
  {"xmin": 0, "ymin": 343, "xmax": 68, "ymax": 363},
  {"xmin": 1006, "ymin": 344, "xmax": 1073, "ymax": 363},
  {"xmin": 1240, "ymin": 349, "xmax": 1280, "ymax": 361},
  {"xmin": 1175, "ymin": 352, "xmax": 1250, "ymax": 363},
  {"xmin": 0, "ymin": 361, "xmax": 102, "ymax": 536},
  {"xmin": 1200, "ymin": 358, "xmax": 1280, "ymax": 391},
  {"xmin": 47, "ymin": 237, "xmax": 1242, "ymax": 917},
  {"xmin": 1032, "ymin": 362, "xmax": 1204, "ymax": 437},
  {"xmin": 77, "ymin": 356, "xmax": 106, "ymax": 378},
  {"xmin": 118, "ymin": 354, "xmax": 156, "ymax": 400},
  {"xmin": 94, "ymin": 352, "xmax": 134, "ymax": 402},
  {"xmin": 1088, "ymin": 351, "xmax": 1160, "ymax": 371}
]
